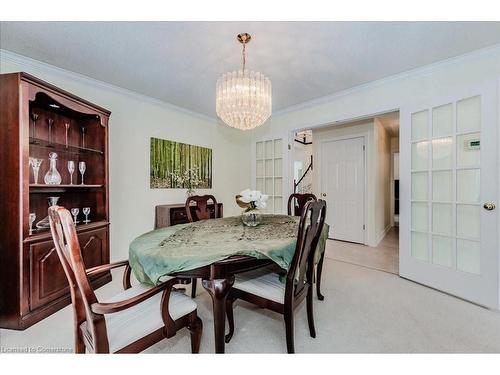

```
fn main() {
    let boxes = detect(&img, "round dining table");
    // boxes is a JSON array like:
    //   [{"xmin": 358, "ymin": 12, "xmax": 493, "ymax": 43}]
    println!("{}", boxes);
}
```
[{"xmin": 129, "ymin": 214, "xmax": 328, "ymax": 353}]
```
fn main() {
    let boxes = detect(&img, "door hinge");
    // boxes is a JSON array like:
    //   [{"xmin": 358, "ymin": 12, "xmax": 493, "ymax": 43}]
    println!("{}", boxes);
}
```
[
  {"xmin": 363, "ymin": 224, "xmax": 365, "ymax": 230},
  {"xmin": 363, "ymin": 145, "xmax": 365, "ymax": 151},
  {"xmin": 288, "ymin": 144, "xmax": 291, "ymax": 150}
]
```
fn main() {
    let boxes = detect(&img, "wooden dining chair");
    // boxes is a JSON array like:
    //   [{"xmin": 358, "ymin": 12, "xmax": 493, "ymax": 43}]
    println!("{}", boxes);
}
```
[
  {"xmin": 185, "ymin": 194, "xmax": 220, "ymax": 222},
  {"xmin": 48, "ymin": 206, "xmax": 203, "ymax": 353},
  {"xmin": 287, "ymin": 193, "xmax": 317, "ymax": 216},
  {"xmin": 185, "ymin": 194, "xmax": 221, "ymax": 298},
  {"xmin": 225, "ymin": 200, "xmax": 327, "ymax": 353},
  {"xmin": 287, "ymin": 193, "xmax": 325, "ymax": 301}
]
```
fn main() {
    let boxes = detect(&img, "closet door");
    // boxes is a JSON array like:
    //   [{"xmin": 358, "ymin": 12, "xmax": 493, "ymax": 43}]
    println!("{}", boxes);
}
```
[{"xmin": 400, "ymin": 82, "xmax": 498, "ymax": 308}]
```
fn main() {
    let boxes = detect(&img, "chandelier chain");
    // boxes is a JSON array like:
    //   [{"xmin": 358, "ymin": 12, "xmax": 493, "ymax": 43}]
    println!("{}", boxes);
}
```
[{"xmin": 242, "ymin": 42, "xmax": 246, "ymax": 71}]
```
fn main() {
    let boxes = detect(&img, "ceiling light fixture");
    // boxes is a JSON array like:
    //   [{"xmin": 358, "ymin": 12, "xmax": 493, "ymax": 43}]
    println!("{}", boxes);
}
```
[{"xmin": 216, "ymin": 33, "xmax": 272, "ymax": 130}]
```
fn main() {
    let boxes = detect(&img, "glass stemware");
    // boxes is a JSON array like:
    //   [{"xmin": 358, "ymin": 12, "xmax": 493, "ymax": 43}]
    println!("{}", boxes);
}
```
[
  {"xmin": 82, "ymin": 207, "xmax": 91, "ymax": 224},
  {"xmin": 65, "ymin": 123, "xmax": 70, "ymax": 148},
  {"xmin": 70, "ymin": 208, "xmax": 79, "ymax": 224},
  {"xmin": 47, "ymin": 118, "xmax": 54, "ymax": 145},
  {"xmin": 29, "ymin": 213, "xmax": 36, "ymax": 235},
  {"xmin": 29, "ymin": 157, "xmax": 43, "ymax": 185},
  {"xmin": 30, "ymin": 113, "xmax": 39, "ymax": 141},
  {"xmin": 67, "ymin": 160, "xmax": 75, "ymax": 185},
  {"xmin": 79, "ymin": 161, "xmax": 86, "ymax": 185},
  {"xmin": 81, "ymin": 127, "xmax": 87, "ymax": 149}
]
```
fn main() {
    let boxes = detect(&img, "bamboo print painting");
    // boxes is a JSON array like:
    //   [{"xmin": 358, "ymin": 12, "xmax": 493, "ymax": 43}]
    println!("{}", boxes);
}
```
[{"xmin": 150, "ymin": 137, "xmax": 213, "ymax": 189}]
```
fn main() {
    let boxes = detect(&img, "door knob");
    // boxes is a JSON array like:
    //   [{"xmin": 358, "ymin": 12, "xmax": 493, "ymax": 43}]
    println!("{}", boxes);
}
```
[
  {"xmin": 483, "ymin": 202, "xmax": 496, "ymax": 211},
  {"xmin": 322, "ymin": 193, "xmax": 327, "ymax": 197}
]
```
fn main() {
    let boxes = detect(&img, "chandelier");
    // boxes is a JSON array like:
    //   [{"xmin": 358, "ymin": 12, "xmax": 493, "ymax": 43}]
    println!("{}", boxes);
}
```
[{"xmin": 216, "ymin": 33, "xmax": 272, "ymax": 130}]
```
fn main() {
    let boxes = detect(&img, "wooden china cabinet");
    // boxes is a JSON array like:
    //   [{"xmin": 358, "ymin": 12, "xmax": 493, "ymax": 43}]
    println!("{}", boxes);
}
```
[{"xmin": 0, "ymin": 72, "xmax": 112, "ymax": 329}]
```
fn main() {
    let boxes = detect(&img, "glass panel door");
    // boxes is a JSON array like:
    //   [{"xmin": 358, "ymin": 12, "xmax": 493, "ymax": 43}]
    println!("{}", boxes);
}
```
[
  {"xmin": 402, "ymin": 82, "xmax": 498, "ymax": 308},
  {"xmin": 255, "ymin": 138, "xmax": 284, "ymax": 213}
]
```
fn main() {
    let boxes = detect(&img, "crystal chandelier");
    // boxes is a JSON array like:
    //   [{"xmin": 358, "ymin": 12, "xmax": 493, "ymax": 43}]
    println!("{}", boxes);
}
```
[{"xmin": 216, "ymin": 33, "xmax": 272, "ymax": 130}]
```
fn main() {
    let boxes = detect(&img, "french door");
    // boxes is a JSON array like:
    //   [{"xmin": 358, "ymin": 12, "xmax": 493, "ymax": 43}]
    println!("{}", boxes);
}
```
[{"xmin": 400, "ymin": 82, "xmax": 499, "ymax": 308}]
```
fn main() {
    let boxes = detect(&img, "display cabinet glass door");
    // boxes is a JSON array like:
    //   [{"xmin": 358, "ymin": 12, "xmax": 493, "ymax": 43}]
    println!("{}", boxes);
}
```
[{"xmin": 401, "ymin": 82, "xmax": 498, "ymax": 308}]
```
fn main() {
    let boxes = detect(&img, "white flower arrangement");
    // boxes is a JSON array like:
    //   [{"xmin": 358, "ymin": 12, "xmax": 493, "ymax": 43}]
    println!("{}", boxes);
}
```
[{"xmin": 235, "ymin": 189, "xmax": 269, "ymax": 211}]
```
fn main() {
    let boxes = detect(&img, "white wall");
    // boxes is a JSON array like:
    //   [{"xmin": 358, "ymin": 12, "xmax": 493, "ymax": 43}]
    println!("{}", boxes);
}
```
[
  {"xmin": 252, "ymin": 45, "xmax": 500, "ymax": 143},
  {"xmin": 374, "ymin": 119, "xmax": 392, "ymax": 243},
  {"xmin": 1, "ymin": 50, "xmax": 251, "ymax": 261}
]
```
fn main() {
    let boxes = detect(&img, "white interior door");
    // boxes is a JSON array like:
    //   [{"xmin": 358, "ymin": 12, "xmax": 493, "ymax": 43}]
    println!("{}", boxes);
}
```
[
  {"xmin": 320, "ymin": 137, "xmax": 365, "ymax": 243},
  {"xmin": 400, "ymin": 82, "xmax": 499, "ymax": 308}
]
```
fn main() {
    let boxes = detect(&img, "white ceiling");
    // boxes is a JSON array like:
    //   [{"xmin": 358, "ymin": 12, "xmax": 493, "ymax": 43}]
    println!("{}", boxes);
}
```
[{"xmin": 2, "ymin": 22, "xmax": 500, "ymax": 119}]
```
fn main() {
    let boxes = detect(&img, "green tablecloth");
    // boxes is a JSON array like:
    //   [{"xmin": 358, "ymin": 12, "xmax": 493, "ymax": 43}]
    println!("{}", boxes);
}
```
[{"xmin": 129, "ymin": 214, "xmax": 329, "ymax": 285}]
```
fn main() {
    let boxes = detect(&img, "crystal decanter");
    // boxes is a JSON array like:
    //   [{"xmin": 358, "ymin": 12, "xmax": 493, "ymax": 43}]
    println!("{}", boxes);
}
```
[{"xmin": 44, "ymin": 152, "xmax": 62, "ymax": 185}]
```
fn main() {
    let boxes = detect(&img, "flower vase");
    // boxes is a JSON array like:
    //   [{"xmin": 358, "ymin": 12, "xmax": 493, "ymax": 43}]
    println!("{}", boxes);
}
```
[{"xmin": 242, "ymin": 209, "xmax": 262, "ymax": 227}]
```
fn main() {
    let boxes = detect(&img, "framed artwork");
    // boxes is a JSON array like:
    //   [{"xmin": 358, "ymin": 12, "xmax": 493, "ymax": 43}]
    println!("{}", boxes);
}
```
[{"xmin": 150, "ymin": 137, "xmax": 212, "ymax": 189}]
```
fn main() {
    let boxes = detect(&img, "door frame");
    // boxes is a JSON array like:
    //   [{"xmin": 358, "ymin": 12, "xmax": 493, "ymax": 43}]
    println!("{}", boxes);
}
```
[
  {"xmin": 399, "ymin": 80, "xmax": 499, "ymax": 309},
  {"xmin": 317, "ymin": 133, "xmax": 368, "ymax": 245}
]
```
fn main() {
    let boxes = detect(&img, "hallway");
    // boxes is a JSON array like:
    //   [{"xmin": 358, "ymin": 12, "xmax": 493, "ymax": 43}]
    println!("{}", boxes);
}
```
[{"xmin": 325, "ymin": 227, "xmax": 399, "ymax": 274}]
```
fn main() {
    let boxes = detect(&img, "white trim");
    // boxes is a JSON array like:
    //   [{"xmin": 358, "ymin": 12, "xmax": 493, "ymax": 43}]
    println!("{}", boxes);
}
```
[
  {"xmin": 317, "ymin": 133, "xmax": 368, "ymax": 246},
  {"xmin": 0, "ymin": 49, "xmax": 218, "ymax": 125},
  {"xmin": 274, "ymin": 43, "xmax": 500, "ymax": 116}
]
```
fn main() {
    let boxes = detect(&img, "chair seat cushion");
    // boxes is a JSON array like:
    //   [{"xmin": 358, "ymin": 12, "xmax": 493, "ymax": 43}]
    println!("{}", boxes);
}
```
[
  {"xmin": 233, "ymin": 267, "xmax": 286, "ymax": 304},
  {"xmin": 81, "ymin": 283, "xmax": 197, "ymax": 353}
]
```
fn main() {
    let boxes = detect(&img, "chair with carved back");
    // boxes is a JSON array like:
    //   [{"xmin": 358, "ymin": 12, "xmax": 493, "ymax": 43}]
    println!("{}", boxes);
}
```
[
  {"xmin": 185, "ymin": 194, "xmax": 221, "ymax": 298},
  {"xmin": 48, "ymin": 205, "xmax": 202, "ymax": 353},
  {"xmin": 225, "ymin": 200, "xmax": 327, "ymax": 353},
  {"xmin": 185, "ymin": 194, "xmax": 220, "ymax": 223},
  {"xmin": 287, "ymin": 193, "xmax": 317, "ymax": 216},
  {"xmin": 287, "ymin": 193, "xmax": 325, "ymax": 301}
]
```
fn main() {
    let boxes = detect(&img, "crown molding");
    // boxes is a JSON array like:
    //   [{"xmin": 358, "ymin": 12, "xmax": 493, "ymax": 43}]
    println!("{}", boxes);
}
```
[
  {"xmin": 0, "ymin": 49, "xmax": 219, "ymax": 125},
  {"xmin": 4, "ymin": 42, "xmax": 500, "ymax": 123},
  {"xmin": 274, "ymin": 42, "xmax": 500, "ymax": 116}
]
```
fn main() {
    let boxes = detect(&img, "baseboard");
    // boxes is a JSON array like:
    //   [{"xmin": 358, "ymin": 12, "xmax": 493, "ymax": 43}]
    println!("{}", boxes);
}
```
[{"xmin": 374, "ymin": 224, "xmax": 392, "ymax": 247}]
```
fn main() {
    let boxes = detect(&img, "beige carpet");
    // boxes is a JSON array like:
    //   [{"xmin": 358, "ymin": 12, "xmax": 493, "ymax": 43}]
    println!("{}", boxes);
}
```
[
  {"xmin": 326, "ymin": 227, "xmax": 399, "ymax": 274},
  {"xmin": 3, "ymin": 254, "xmax": 500, "ymax": 353}
]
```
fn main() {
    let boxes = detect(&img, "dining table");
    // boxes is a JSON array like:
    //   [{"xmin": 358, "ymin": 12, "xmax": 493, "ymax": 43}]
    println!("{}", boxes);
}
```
[{"xmin": 129, "ymin": 214, "xmax": 329, "ymax": 353}]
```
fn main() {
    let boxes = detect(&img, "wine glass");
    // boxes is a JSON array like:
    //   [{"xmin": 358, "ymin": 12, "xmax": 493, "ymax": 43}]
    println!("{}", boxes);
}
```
[
  {"xmin": 79, "ymin": 161, "xmax": 86, "ymax": 185},
  {"xmin": 47, "ymin": 118, "xmax": 54, "ymax": 146},
  {"xmin": 67, "ymin": 161, "xmax": 75, "ymax": 185},
  {"xmin": 81, "ymin": 127, "xmax": 87, "ymax": 149},
  {"xmin": 29, "ymin": 213, "xmax": 36, "ymax": 235},
  {"xmin": 82, "ymin": 207, "xmax": 91, "ymax": 224},
  {"xmin": 29, "ymin": 157, "xmax": 43, "ymax": 185},
  {"xmin": 30, "ymin": 113, "xmax": 39, "ymax": 142},
  {"xmin": 65, "ymin": 123, "xmax": 70, "ymax": 148},
  {"xmin": 70, "ymin": 208, "xmax": 79, "ymax": 224}
]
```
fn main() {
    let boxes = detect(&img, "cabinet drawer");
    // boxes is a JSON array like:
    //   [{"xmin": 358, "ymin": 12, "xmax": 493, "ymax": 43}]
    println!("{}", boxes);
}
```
[
  {"xmin": 29, "ymin": 227, "xmax": 108, "ymax": 311},
  {"xmin": 170, "ymin": 208, "xmax": 189, "ymax": 225}
]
